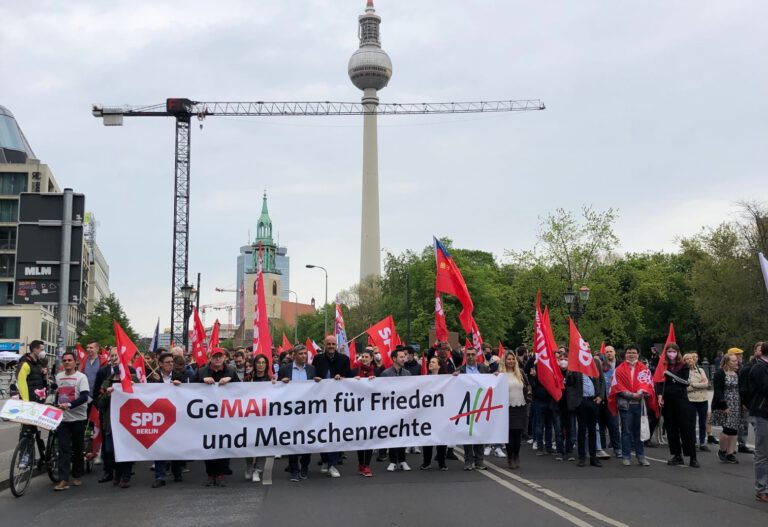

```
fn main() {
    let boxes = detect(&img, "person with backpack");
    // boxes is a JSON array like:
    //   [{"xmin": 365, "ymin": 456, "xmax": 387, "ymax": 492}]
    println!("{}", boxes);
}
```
[{"xmin": 745, "ymin": 342, "xmax": 768, "ymax": 503}]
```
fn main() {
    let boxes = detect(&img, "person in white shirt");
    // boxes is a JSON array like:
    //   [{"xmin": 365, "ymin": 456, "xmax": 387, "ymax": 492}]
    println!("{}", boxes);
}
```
[{"xmin": 54, "ymin": 350, "xmax": 91, "ymax": 491}]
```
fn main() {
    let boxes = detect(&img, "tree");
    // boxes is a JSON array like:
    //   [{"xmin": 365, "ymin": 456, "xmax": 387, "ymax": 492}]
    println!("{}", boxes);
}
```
[{"xmin": 79, "ymin": 294, "xmax": 139, "ymax": 346}]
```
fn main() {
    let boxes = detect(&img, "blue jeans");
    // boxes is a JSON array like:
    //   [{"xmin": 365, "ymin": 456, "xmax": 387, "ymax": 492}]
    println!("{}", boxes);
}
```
[
  {"xmin": 754, "ymin": 416, "xmax": 768, "ymax": 496},
  {"xmin": 688, "ymin": 400, "xmax": 708, "ymax": 445},
  {"xmin": 532, "ymin": 400, "xmax": 554, "ymax": 451},
  {"xmin": 154, "ymin": 460, "xmax": 182, "ymax": 481},
  {"xmin": 321, "ymin": 451, "xmax": 339, "ymax": 468},
  {"xmin": 620, "ymin": 403, "xmax": 644, "ymax": 459}
]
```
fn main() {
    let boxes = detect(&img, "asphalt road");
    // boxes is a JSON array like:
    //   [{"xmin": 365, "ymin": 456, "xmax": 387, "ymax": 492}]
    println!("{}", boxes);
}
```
[{"xmin": 0, "ymin": 441, "xmax": 765, "ymax": 527}]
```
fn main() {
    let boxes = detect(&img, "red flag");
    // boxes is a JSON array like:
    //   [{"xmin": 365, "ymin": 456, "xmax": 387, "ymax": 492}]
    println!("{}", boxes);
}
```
[
  {"xmin": 280, "ymin": 333, "xmax": 292, "ymax": 353},
  {"xmin": 305, "ymin": 338, "xmax": 315, "ymax": 364},
  {"xmin": 366, "ymin": 315, "xmax": 396, "ymax": 368},
  {"xmin": 131, "ymin": 353, "xmax": 147, "ymax": 383},
  {"xmin": 470, "ymin": 319, "xmax": 485, "ymax": 363},
  {"xmin": 76, "ymin": 343, "xmax": 87, "ymax": 372},
  {"xmin": 463, "ymin": 337, "xmax": 472, "ymax": 365},
  {"xmin": 652, "ymin": 322, "xmax": 677, "ymax": 383},
  {"xmin": 608, "ymin": 360, "xmax": 660, "ymax": 417},
  {"xmin": 114, "ymin": 321, "xmax": 137, "ymax": 394},
  {"xmin": 207, "ymin": 320, "xmax": 221, "ymax": 353},
  {"xmin": 88, "ymin": 405, "xmax": 102, "ymax": 456},
  {"xmin": 434, "ymin": 238, "xmax": 475, "ymax": 333},
  {"xmin": 541, "ymin": 302, "xmax": 564, "ymax": 388},
  {"xmin": 253, "ymin": 242, "xmax": 274, "ymax": 377},
  {"xmin": 421, "ymin": 349, "xmax": 428, "ymax": 375},
  {"xmin": 533, "ymin": 296, "xmax": 563, "ymax": 401},
  {"xmin": 349, "ymin": 339, "xmax": 357, "ymax": 367},
  {"xmin": 434, "ymin": 292, "xmax": 449, "ymax": 342},
  {"xmin": 191, "ymin": 307, "xmax": 207, "ymax": 367},
  {"xmin": 498, "ymin": 341, "xmax": 505, "ymax": 361},
  {"xmin": 567, "ymin": 318, "xmax": 600, "ymax": 377},
  {"xmin": 99, "ymin": 347, "xmax": 108, "ymax": 366}
]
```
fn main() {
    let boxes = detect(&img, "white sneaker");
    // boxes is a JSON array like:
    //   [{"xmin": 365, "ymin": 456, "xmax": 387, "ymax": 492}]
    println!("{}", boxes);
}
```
[
  {"xmin": 494, "ymin": 447, "xmax": 506, "ymax": 458},
  {"xmin": 532, "ymin": 442, "xmax": 538, "ymax": 450},
  {"xmin": 483, "ymin": 446, "xmax": 492, "ymax": 456},
  {"xmin": 387, "ymin": 463, "xmax": 397, "ymax": 472},
  {"xmin": 244, "ymin": 467, "xmax": 253, "ymax": 480},
  {"xmin": 251, "ymin": 470, "xmax": 260, "ymax": 482},
  {"xmin": 93, "ymin": 454, "xmax": 103, "ymax": 466},
  {"xmin": 596, "ymin": 450, "xmax": 611, "ymax": 460},
  {"xmin": 413, "ymin": 447, "xmax": 421, "ymax": 454},
  {"xmin": 400, "ymin": 462, "xmax": 411, "ymax": 471},
  {"xmin": 328, "ymin": 466, "xmax": 341, "ymax": 478},
  {"xmin": 320, "ymin": 463, "xmax": 329, "ymax": 474},
  {"xmin": 526, "ymin": 438, "xmax": 534, "ymax": 444}
]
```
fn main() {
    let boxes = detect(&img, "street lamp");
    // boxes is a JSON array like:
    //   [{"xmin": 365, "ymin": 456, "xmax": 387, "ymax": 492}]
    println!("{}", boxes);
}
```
[
  {"xmin": 180, "ymin": 282, "xmax": 197, "ymax": 349},
  {"xmin": 288, "ymin": 289, "xmax": 299, "ymax": 343},
  {"xmin": 306, "ymin": 264, "xmax": 328, "ymax": 336},
  {"xmin": 564, "ymin": 285, "xmax": 590, "ymax": 325}
]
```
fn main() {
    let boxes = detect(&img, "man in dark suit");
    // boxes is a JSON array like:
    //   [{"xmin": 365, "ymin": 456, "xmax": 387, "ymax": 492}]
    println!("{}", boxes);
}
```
[
  {"xmin": 566, "ymin": 366, "xmax": 606, "ymax": 467},
  {"xmin": 456, "ymin": 346, "xmax": 490, "ymax": 470},
  {"xmin": 148, "ymin": 351, "xmax": 185, "ymax": 486},
  {"xmin": 280, "ymin": 344, "xmax": 319, "ymax": 481}
]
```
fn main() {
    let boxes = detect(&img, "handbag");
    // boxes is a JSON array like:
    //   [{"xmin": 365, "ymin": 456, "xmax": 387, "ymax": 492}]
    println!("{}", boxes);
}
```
[{"xmin": 640, "ymin": 400, "xmax": 651, "ymax": 442}]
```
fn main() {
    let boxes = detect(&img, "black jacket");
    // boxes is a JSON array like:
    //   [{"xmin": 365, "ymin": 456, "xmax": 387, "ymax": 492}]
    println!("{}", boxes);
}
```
[
  {"xmin": 278, "ymin": 362, "xmax": 317, "ymax": 381},
  {"xmin": 458, "ymin": 363, "xmax": 490, "ymax": 375},
  {"xmin": 748, "ymin": 359, "xmax": 768, "ymax": 418},
  {"xmin": 711, "ymin": 369, "xmax": 730, "ymax": 411},
  {"xmin": 404, "ymin": 359, "xmax": 422, "ymax": 376},
  {"xmin": 148, "ymin": 370, "xmax": 185, "ymax": 384},
  {"xmin": 656, "ymin": 364, "xmax": 690, "ymax": 401},
  {"xmin": 565, "ymin": 371, "xmax": 606, "ymax": 412},
  {"xmin": 194, "ymin": 364, "xmax": 240, "ymax": 383},
  {"xmin": 312, "ymin": 352, "xmax": 351, "ymax": 380}
]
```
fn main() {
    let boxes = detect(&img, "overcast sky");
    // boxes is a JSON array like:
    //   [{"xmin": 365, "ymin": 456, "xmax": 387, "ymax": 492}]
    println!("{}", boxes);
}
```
[{"xmin": 3, "ymin": 0, "xmax": 767, "ymax": 336}]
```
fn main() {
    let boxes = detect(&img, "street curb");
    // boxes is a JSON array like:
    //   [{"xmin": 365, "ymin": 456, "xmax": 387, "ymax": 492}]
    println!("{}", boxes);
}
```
[{"xmin": 0, "ymin": 467, "xmax": 44, "ymax": 494}]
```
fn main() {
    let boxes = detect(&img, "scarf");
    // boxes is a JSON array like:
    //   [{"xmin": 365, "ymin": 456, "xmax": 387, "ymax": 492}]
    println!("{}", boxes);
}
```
[{"xmin": 607, "ymin": 361, "xmax": 659, "ymax": 417}]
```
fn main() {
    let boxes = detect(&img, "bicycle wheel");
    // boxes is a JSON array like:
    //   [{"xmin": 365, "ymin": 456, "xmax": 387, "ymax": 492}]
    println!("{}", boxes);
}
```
[
  {"xmin": 46, "ymin": 431, "xmax": 60, "ymax": 483},
  {"xmin": 10, "ymin": 436, "xmax": 35, "ymax": 497}
]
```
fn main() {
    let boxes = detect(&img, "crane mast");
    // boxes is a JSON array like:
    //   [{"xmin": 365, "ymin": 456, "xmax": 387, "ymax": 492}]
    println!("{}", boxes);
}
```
[{"xmin": 92, "ymin": 97, "xmax": 544, "ymax": 346}]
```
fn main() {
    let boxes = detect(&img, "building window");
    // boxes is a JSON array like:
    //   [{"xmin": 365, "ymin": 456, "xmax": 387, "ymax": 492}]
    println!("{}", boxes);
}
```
[
  {"xmin": 0, "ymin": 227, "xmax": 16, "ymax": 249},
  {"xmin": 0, "ymin": 317, "xmax": 20, "ymax": 339},
  {"xmin": 0, "ymin": 254, "xmax": 13, "ymax": 277},
  {"xmin": 0, "ymin": 200, "xmax": 18, "ymax": 222},
  {"xmin": 272, "ymin": 282, "xmax": 277, "ymax": 295},
  {"xmin": 0, "ymin": 173, "xmax": 27, "ymax": 195}
]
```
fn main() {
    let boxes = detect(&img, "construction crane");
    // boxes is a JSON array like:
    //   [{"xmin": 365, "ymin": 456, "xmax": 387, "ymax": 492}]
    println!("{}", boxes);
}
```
[
  {"xmin": 92, "ymin": 97, "xmax": 545, "ymax": 344},
  {"xmin": 199, "ymin": 302, "xmax": 236, "ymax": 327}
]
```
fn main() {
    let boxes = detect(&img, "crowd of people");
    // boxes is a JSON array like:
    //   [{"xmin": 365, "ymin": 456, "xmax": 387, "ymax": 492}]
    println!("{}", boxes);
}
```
[{"xmin": 9, "ymin": 336, "xmax": 768, "ymax": 504}]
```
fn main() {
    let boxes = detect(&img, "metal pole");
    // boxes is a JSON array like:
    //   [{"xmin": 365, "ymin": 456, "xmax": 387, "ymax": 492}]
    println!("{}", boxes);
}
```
[
  {"xmin": 196, "ymin": 272, "xmax": 201, "ymax": 311},
  {"xmin": 289, "ymin": 290, "xmax": 298, "ymax": 343},
  {"xmin": 405, "ymin": 271, "xmax": 411, "ymax": 344},
  {"xmin": 182, "ymin": 290, "xmax": 190, "ymax": 350},
  {"xmin": 324, "ymin": 269, "xmax": 328, "ymax": 336},
  {"xmin": 56, "ymin": 188, "xmax": 73, "ymax": 371}
]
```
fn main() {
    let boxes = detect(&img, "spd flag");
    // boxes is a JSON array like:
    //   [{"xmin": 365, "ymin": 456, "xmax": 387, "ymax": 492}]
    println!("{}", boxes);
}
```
[
  {"xmin": 652, "ymin": 322, "xmax": 677, "ymax": 383},
  {"xmin": 567, "ymin": 318, "xmax": 600, "ymax": 377},
  {"xmin": 366, "ymin": 316, "xmax": 396, "ymax": 368},
  {"xmin": 114, "ymin": 321, "xmax": 137, "ymax": 394}
]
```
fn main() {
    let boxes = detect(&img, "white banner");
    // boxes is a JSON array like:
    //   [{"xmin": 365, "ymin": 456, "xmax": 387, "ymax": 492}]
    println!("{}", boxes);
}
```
[
  {"xmin": 111, "ymin": 375, "xmax": 509, "ymax": 461},
  {"xmin": 1, "ymin": 399, "xmax": 64, "ymax": 431}
]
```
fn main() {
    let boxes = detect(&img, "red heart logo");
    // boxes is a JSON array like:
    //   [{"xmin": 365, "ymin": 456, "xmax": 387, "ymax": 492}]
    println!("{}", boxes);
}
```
[{"xmin": 119, "ymin": 398, "xmax": 176, "ymax": 449}]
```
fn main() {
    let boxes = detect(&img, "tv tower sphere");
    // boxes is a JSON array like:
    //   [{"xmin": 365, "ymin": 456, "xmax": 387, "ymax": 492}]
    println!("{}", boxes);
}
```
[{"xmin": 348, "ymin": 1, "xmax": 392, "ymax": 91}]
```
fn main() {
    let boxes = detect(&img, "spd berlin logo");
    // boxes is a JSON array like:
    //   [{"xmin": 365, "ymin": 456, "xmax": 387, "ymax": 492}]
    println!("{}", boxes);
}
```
[
  {"xmin": 119, "ymin": 399, "xmax": 176, "ymax": 449},
  {"xmin": 449, "ymin": 387, "xmax": 504, "ymax": 437}
]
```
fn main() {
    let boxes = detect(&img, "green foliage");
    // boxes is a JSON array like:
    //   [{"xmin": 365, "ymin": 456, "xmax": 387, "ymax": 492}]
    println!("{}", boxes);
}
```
[{"xmin": 79, "ymin": 293, "xmax": 139, "ymax": 346}]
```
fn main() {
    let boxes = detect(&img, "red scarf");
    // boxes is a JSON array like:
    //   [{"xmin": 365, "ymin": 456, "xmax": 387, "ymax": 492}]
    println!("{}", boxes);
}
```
[
  {"xmin": 357, "ymin": 362, "xmax": 376, "ymax": 378},
  {"xmin": 608, "ymin": 361, "xmax": 659, "ymax": 417}
]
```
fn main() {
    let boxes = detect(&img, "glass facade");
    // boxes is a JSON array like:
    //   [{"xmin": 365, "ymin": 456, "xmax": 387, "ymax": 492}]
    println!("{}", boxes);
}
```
[
  {"xmin": 0, "ymin": 227, "xmax": 16, "ymax": 249},
  {"xmin": 0, "ymin": 199, "xmax": 18, "ymax": 222},
  {"xmin": 0, "ymin": 316, "xmax": 20, "ymax": 339},
  {"xmin": 0, "ymin": 173, "xmax": 27, "ymax": 194}
]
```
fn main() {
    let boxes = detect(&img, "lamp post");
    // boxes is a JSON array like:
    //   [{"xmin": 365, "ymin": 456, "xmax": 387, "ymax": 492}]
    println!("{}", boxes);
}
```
[
  {"xmin": 288, "ymin": 289, "xmax": 299, "ymax": 344},
  {"xmin": 564, "ymin": 285, "xmax": 590, "ymax": 325},
  {"xmin": 180, "ymin": 282, "xmax": 196, "ymax": 349},
  {"xmin": 306, "ymin": 264, "xmax": 328, "ymax": 336}
]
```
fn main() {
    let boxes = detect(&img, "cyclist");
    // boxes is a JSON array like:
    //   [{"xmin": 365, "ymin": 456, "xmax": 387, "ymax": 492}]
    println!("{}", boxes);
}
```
[{"xmin": 15, "ymin": 340, "xmax": 50, "ymax": 467}]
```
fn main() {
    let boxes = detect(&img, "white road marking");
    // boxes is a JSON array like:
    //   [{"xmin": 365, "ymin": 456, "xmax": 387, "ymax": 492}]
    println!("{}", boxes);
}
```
[
  {"xmin": 457, "ymin": 450, "xmax": 629, "ymax": 527},
  {"xmin": 262, "ymin": 456, "xmax": 274, "ymax": 485},
  {"xmin": 643, "ymin": 455, "xmax": 688, "ymax": 467}
]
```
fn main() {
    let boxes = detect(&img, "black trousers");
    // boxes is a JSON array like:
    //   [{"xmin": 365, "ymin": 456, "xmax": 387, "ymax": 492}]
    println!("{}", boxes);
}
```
[
  {"xmin": 357, "ymin": 450, "xmax": 373, "ymax": 466},
  {"xmin": 389, "ymin": 447, "xmax": 406, "ymax": 464},
  {"xmin": 576, "ymin": 398, "xmax": 598, "ymax": 460},
  {"xmin": 288, "ymin": 453, "xmax": 311, "ymax": 474},
  {"xmin": 58, "ymin": 419, "xmax": 86, "ymax": 481},
  {"xmin": 422, "ymin": 446, "xmax": 447, "ymax": 467},
  {"xmin": 663, "ymin": 395, "xmax": 696, "ymax": 459},
  {"xmin": 507, "ymin": 429, "xmax": 523, "ymax": 459},
  {"xmin": 204, "ymin": 458, "xmax": 229, "ymax": 477}
]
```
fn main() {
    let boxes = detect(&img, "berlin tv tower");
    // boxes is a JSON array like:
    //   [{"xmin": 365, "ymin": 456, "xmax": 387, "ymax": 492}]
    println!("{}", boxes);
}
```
[{"xmin": 349, "ymin": 0, "xmax": 392, "ymax": 280}]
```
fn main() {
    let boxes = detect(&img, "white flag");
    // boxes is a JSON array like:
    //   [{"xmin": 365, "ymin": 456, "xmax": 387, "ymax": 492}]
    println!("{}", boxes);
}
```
[{"xmin": 759, "ymin": 252, "xmax": 768, "ymax": 294}]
